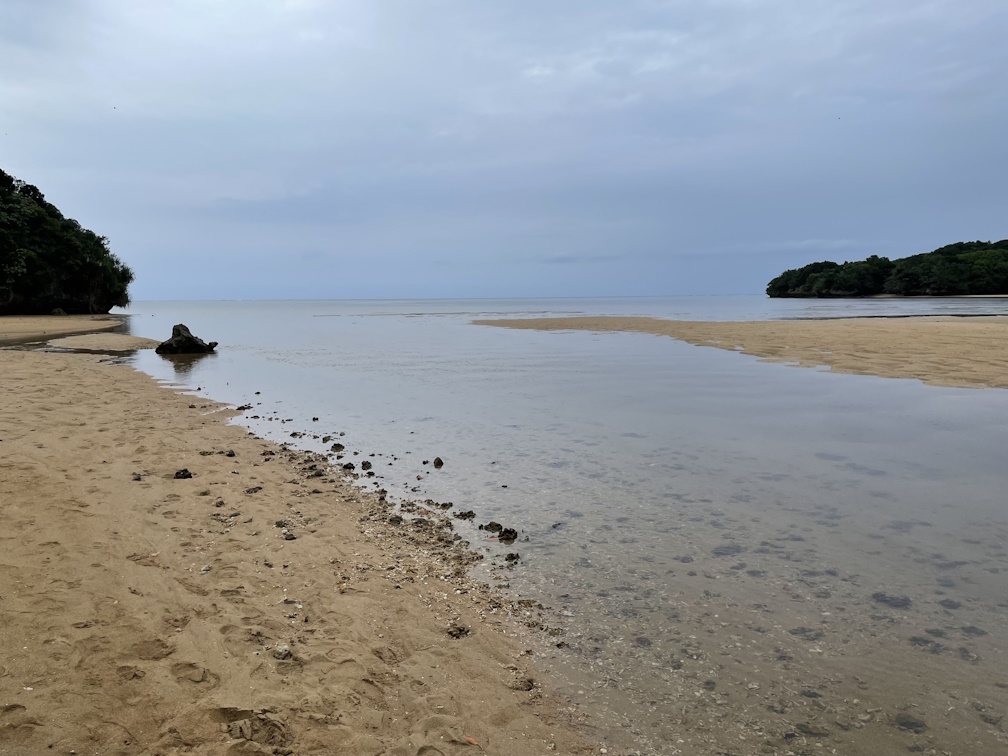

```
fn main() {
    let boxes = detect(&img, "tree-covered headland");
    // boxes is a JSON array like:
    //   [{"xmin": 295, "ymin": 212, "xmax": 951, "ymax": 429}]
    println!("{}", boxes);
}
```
[
  {"xmin": 1, "ymin": 168, "xmax": 133, "ymax": 314},
  {"xmin": 767, "ymin": 240, "xmax": 1008, "ymax": 297}
]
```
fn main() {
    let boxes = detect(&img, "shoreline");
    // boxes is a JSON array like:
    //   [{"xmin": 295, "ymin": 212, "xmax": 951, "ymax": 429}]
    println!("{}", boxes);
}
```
[
  {"xmin": 0, "ymin": 344, "xmax": 594, "ymax": 754},
  {"xmin": 474, "ymin": 315, "xmax": 1008, "ymax": 390}
]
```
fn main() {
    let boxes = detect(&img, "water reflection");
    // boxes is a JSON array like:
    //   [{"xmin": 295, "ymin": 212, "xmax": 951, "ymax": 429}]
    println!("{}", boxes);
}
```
[{"xmin": 157, "ymin": 351, "xmax": 217, "ymax": 380}]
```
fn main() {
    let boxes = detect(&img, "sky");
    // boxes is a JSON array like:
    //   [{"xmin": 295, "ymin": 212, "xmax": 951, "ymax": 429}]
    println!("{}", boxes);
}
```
[{"xmin": 2, "ymin": 0, "xmax": 1007, "ymax": 300}]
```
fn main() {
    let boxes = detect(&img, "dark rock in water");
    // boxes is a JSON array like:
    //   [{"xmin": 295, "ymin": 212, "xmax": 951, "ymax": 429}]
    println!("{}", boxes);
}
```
[
  {"xmin": 505, "ymin": 552, "xmax": 520, "ymax": 563},
  {"xmin": 342, "ymin": 462, "xmax": 355, "ymax": 471},
  {"xmin": 484, "ymin": 521, "xmax": 503, "ymax": 533},
  {"xmin": 677, "ymin": 555, "xmax": 694, "ymax": 564},
  {"xmin": 894, "ymin": 712, "xmax": 927, "ymax": 733},
  {"xmin": 872, "ymin": 592, "xmax": 911, "ymax": 609},
  {"xmin": 388, "ymin": 514, "xmax": 403, "ymax": 525},
  {"xmin": 155, "ymin": 324, "xmax": 218, "ymax": 354},
  {"xmin": 433, "ymin": 456, "xmax": 444, "ymax": 469},
  {"xmin": 455, "ymin": 510, "xmax": 475, "ymax": 520},
  {"xmin": 711, "ymin": 543, "xmax": 743, "ymax": 557},
  {"xmin": 174, "ymin": 468, "xmax": 193, "ymax": 479},
  {"xmin": 361, "ymin": 460, "xmax": 372, "ymax": 471},
  {"xmin": 938, "ymin": 598, "xmax": 961, "ymax": 610},
  {"xmin": 331, "ymin": 443, "xmax": 345, "ymax": 453},
  {"xmin": 499, "ymin": 528, "xmax": 518, "ymax": 544},
  {"xmin": 962, "ymin": 625, "xmax": 987, "ymax": 637}
]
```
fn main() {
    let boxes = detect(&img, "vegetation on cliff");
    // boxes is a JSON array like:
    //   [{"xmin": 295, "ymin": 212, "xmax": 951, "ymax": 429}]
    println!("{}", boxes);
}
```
[
  {"xmin": 767, "ymin": 240, "xmax": 1008, "ymax": 297},
  {"xmin": 0, "ymin": 168, "xmax": 133, "ymax": 314}
]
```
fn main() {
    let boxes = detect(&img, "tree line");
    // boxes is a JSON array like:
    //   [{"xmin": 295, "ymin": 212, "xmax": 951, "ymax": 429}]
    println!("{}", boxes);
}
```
[
  {"xmin": 766, "ymin": 240, "xmax": 1008, "ymax": 297},
  {"xmin": 1, "ymin": 168, "xmax": 134, "ymax": 314}
]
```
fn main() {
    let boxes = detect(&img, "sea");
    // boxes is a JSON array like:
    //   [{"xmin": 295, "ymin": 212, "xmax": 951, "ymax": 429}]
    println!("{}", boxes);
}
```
[{"xmin": 114, "ymin": 296, "xmax": 1008, "ymax": 754}]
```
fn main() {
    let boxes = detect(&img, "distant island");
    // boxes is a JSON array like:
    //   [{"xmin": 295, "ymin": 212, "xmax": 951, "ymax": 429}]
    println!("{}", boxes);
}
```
[
  {"xmin": 767, "ymin": 240, "xmax": 1008, "ymax": 298},
  {"xmin": 1, "ymin": 168, "xmax": 133, "ymax": 314}
]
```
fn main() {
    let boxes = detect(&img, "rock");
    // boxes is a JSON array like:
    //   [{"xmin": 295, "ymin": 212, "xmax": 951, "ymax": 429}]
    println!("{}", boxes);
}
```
[
  {"xmin": 711, "ymin": 543, "xmax": 743, "ymax": 557},
  {"xmin": 938, "ymin": 598, "xmax": 961, "ymax": 610},
  {"xmin": 433, "ymin": 457, "xmax": 444, "ymax": 469},
  {"xmin": 131, "ymin": 472, "xmax": 142, "ymax": 481},
  {"xmin": 361, "ymin": 460, "xmax": 372, "ymax": 471},
  {"xmin": 388, "ymin": 515, "xmax": 403, "ymax": 525},
  {"xmin": 455, "ymin": 510, "xmax": 475, "ymax": 520},
  {"xmin": 484, "ymin": 521, "xmax": 503, "ymax": 533},
  {"xmin": 894, "ymin": 712, "xmax": 927, "ymax": 733},
  {"xmin": 499, "ymin": 527, "xmax": 518, "ymax": 543},
  {"xmin": 447, "ymin": 624, "xmax": 470, "ymax": 639},
  {"xmin": 342, "ymin": 462, "xmax": 355, "ymax": 471},
  {"xmin": 174, "ymin": 468, "xmax": 193, "ymax": 479},
  {"xmin": 872, "ymin": 592, "xmax": 911, "ymax": 609},
  {"xmin": 273, "ymin": 644, "xmax": 292, "ymax": 660},
  {"xmin": 50, "ymin": 308, "xmax": 67, "ymax": 316},
  {"xmin": 795, "ymin": 722, "xmax": 830, "ymax": 738},
  {"xmin": 245, "ymin": 486, "xmax": 262, "ymax": 494},
  {"xmin": 505, "ymin": 552, "xmax": 520, "ymax": 563},
  {"xmin": 155, "ymin": 323, "xmax": 218, "ymax": 355},
  {"xmin": 283, "ymin": 532, "xmax": 297, "ymax": 541}
]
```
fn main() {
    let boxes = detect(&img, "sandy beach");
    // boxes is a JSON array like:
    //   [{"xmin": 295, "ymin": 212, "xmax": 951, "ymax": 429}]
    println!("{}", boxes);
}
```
[
  {"xmin": 0, "ymin": 327, "xmax": 592, "ymax": 755},
  {"xmin": 0, "ymin": 315, "xmax": 125, "ymax": 345},
  {"xmin": 473, "ymin": 315, "xmax": 1008, "ymax": 389}
]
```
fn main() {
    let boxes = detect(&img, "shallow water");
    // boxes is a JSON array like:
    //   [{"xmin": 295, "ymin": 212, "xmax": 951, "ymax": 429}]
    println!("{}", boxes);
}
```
[{"xmin": 118, "ymin": 297, "xmax": 1008, "ymax": 754}]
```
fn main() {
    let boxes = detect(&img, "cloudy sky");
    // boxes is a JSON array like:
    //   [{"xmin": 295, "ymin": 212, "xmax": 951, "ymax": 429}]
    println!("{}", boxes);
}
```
[{"xmin": 2, "ymin": 1, "xmax": 1006, "ymax": 300}]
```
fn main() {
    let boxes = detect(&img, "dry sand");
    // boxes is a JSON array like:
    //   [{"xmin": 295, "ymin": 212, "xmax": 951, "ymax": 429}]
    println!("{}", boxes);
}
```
[
  {"xmin": 0, "ymin": 315, "xmax": 124, "ymax": 344},
  {"xmin": 0, "ymin": 342, "xmax": 593, "ymax": 754},
  {"xmin": 47, "ymin": 333, "xmax": 161, "ymax": 352},
  {"xmin": 474, "ymin": 315, "xmax": 1008, "ymax": 389}
]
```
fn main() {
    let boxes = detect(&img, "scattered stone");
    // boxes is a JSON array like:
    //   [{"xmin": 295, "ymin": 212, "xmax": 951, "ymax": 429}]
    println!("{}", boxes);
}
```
[
  {"xmin": 236, "ymin": 404, "xmax": 253, "ymax": 411},
  {"xmin": 499, "ymin": 528, "xmax": 518, "ymax": 544},
  {"xmin": 388, "ymin": 515, "xmax": 403, "ymax": 525},
  {"xmin": 795, "ymin": 722, "xmax": 830, "ymax": 738},
  {"xmin": 872, "ymin": 592, "xmax": 911, "ymax": 609},
  {"xmin": 273, "ymin": 644, "xmax": 292, "ymax": 660},
  {"xmin": 483, "ymin": 522, "xmax": 503, "ymax": 533},
  {"xmin": 361, "ymin": 460, "xmax": 372, "ymax": 471},
  {"xmin": 677, "ymin": 555, "xmax": 694, "ymax": 564},
  {"xmin": 433, "ymin": 457, "xmax": 444, "ymax": 469},
  {"xmin": 447, "ymin": 624, "xmax": 470, "ymax": 639},
  {"xmin": 283, "ymin": 533, "xmax": 297, "ymax": 541},
  {"xmin": 938, "ymin": 598, "xmax": 961, "ymax": 610},
  {"xmin": 505, "ymin": 552, "xmax": 520, "ymax": 563},
  {"xmin": 131, "ymin": 472, "xmax": 142, "ymax": 481},
  {"xmin": 155, "ymin": 323, "xmax": 218, "ymax": 354},
  {"xmin": 711, "ymin": 543, "xmax": 743, "ymax": 557},
  {"xmin": 224, "ymin": 449, "xmax": 236, "ymax": 458},
  {"xmin": 174, "ymin": 469, "xmax": 193, "ymax": 479},
  {"xmin": 894, "ymin": 712, "xmax": 927, "ymax": 734},
  {"xmin": 455, "ymin": 510, "xmax": 475, "ymax": 520},
  {"xmin": 962, "ymin": 625, "xmax": 988, "ymax": 637},
  {"xmin": 789, "ymin": 626, "xmax": 824, "ymax": 642},
  {"xmin": 342, "ymin": 462, "xmax": 355, "ymax": 471},
  {"xmin": 274, "ymin": 520, "xmax": 288, "ymax": 528},
  {"xmin": 245, "ymin": 486, "xmax": 262, "ymax": 494}
]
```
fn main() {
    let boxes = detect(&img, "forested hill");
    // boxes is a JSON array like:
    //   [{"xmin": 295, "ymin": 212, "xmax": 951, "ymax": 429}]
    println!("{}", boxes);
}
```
[
  {"xmin": 766, "ymin": 240, "xmax": 1008, "ymax": 298},
  {"xmin": 0, "ymin": 168, "xmax": 133, "ymax": 314}
]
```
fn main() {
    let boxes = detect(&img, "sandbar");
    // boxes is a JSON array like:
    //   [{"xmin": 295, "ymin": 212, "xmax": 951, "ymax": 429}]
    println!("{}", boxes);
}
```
[
  {"xmin": 0, "ymin": 314, "xmax": 123, "ymax": 344},
  {"xmin": 474, "ymin": 315, "xmax": 1008, "ymax": 389}
]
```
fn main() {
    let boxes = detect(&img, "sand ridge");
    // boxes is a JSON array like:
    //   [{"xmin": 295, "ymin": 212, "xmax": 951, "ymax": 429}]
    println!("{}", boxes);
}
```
[
  {"xmin": 473, "ymin": 315, "xmax": 1008, "ymax": 389},
  {"xmin": 0, "ymin": 349, "xmax": 592, "ymax": 755}
]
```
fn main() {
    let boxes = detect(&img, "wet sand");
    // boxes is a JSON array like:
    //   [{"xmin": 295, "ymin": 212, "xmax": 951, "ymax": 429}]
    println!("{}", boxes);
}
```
[
  {"xmin": 0, "ymin": 340, "xmax": 592, "ymax": 753},
  {"xmin": 473, "ymin": 315, "xmax": 1008, "ymax": 389}
]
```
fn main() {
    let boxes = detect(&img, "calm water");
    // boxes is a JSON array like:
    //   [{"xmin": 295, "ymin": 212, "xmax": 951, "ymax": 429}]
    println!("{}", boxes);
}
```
[{"xmin": 117, "ymin": 297, "xmax": 1008, "ymax": 753}]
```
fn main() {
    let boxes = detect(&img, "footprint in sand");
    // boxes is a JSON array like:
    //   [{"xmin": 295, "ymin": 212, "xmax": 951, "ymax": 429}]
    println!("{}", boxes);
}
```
[{"xmin": 171, "ymin": 662, "xmax": 220, "ymax": 687}]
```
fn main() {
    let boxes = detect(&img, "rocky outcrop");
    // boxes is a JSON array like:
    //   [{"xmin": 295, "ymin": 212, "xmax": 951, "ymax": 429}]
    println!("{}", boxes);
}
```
[{"xmin": 155, "ymin": 324, "xmax": 218, "ymax": 355}]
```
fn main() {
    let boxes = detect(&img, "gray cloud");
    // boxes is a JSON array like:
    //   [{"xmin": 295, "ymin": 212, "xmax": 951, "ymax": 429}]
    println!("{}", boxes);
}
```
[{"xmin": 2, "ymin": 0, "xmax": 1006, "ymax": 299}]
